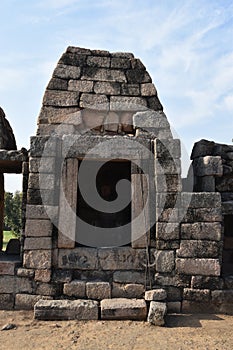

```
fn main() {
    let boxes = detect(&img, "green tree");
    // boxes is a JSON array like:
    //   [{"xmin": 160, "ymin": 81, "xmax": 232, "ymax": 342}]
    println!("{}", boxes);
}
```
[{"xmin": 4, "ymin": 191, "xmax": 22, "ymax": 237}]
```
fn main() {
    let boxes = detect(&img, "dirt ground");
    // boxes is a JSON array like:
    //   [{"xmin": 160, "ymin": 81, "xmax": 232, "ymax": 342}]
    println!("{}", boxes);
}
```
[{"xmin": 0, "ymin": 311, "xmax": 233, "ymax": 350}]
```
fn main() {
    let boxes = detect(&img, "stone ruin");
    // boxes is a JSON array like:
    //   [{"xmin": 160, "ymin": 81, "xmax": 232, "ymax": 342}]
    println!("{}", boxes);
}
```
[{"xmin": 0, "ymin": 46, "xmax": 233, "ymax": 323}]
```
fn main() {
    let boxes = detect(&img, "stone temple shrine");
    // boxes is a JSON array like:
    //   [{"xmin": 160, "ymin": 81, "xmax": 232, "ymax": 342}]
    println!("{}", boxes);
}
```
[{"xmin": 0, "ymin": 46, "xmax": 233, "ymax": 323}]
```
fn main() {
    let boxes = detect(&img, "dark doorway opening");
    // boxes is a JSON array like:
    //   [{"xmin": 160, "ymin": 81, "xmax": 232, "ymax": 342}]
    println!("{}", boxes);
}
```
[{"xmin": 76, "ymin": 160, "xmax": 131, "ymax": 246}]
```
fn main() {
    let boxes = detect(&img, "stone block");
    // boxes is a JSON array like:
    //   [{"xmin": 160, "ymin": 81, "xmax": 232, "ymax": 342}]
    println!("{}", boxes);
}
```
[
  {"xmin": 29, "ymin": 157, "xmax": 56, "ymax": 173},
  {"xmin": 182, "ymin": 300, "xmax": 215, "ymax": 313},
  {"xmin": 176, "ymin": 258, "xmax": 221, "ymax": 276},
  {"xmin": 167, "ymin": 301, "xmax": 181, "ymax": 313},
  {"xmin": 110, "ymin": 96, "xmax": 147, "ymax": 111},
  {"xmin": 154, "ymin": 139, "xmax": 181, "ymax": 159},
  {"xmin": 222, "ymin": 201, "xmax": 233, "ymax": 215},
  {"xmin": 155, "ymin": 175, "xmax": 182, "ymax": 192},
  {"xmin": 47, "ymin": 77, "xmax": 68, "ymax": 90},
  {"xmin": 121, "ymin": 83, "xmax": 140, "ymax": 96},
  {"xmin": 58, "ymin": 248, "xmax": 98, "ymax": 270},
  {"xmin": 26, "ymin": 205, "xmax": 58, "ymax": 222},
  {"xmin": 191, "ymin": 276, "xmax": 223, "ymax": 290},
  {"xmin": 82, "ymin": 67, "xmax": 127, "ymax": 82},
  {"xmin": 133, "ymin": 110, "xmax": 169, "ymax": 129},
  {"xmin": 191, "ymin": 139, "xmax": 215, "ymax": 159},
  {"xmin": 156, "ymin": 251, "xmax": 175, "ymax": 273},
  {"xmin": 94, "ymin": 81, "xmax": 120, "ymax": 95},
  {"xmin": 87, "ymin": 56, "xmax": 110, "ymax": 67},
  {"xmin": 34, "ymin": 299, "xmax": 99, "ymax": 320},
  {"xmin": 147, "ymin": 301, "xmax": 167, "ymax": 326},
  {"xmin": 0, "ymin": 276, "xmax": 15, "ymax": 293},
  {"xmin": 145, "ymin": 289, "xmax": 167, "ymax": 301},
  {"xmin": 113, "ymin": 271, "xmax": 145, "ymax": 284},
  {"xmin": 52, "ymin": 270, "xmax": 73, "ymax": 283},
  {"xmin": 126, "ymin": 69, "xmax": 151, "ymax": 83},
  {"xmin": 43, "ymin": 90, "xmax": 79, "ymax": 107},
  {"xmin": 80, "ymin": 93, "xmax": 109, "ymax": 110},
  {"xmin": 141, "ymin": 83, "xmax": 157, "ymax": 96},
  {"xmin": 25, "ymin": 219, "xmax": 53, "ymax": 237},
  {"xmin": 24, "ymin": 237, "xmax": 52, "ymax": 250},
  {"xmin": 53, "ymin": 64, "xmax": 81, "ymax": 79},
  {"xmin": 30, "ymin": 136, "xmax": 59, "ymax": 158},
  {"xmin": 17, "ymin": 268, "xmax": 35, "ymax": 278},
  {"xmin": 35, "ymin": 270, "xmax": 52, "ymax": 283},
  {"xmin": 59, "ymin": 52, "xmax": 87, "ymax": 66},
  {"xmin": 193, "ymin": 156, "xmax": 223, "ymax": 176},
  {"xmin": 0, "ymin": 294, "xmax": 14, "ymax": 310},
  {"xmin": 177, "ymin": 240, "xmax": 220, "ymax": 258},
  {"xmin": 155, "ymin": 158, "xmax": 181, "ymax": 175},
  {"xmin": 180, "ymin": 222, "xmax": 221, "ymax": 241},
  {"xmin": 156, "ymin": 240, "xmax": 180, "ymax": 250},
  {"xmin": 63, "ymin": 280, "xmax": 86, "ymax": 298},
  {"xmin": 111, "ymin": 57, "xmax": 131, "ymax": 69},
  {"xmin": 111, "ymin": 52, "xmax": 134, "ymax": 59},
  {"xmin": 101, "ymin": 298, "xmax": 147, "ymax": 320},
  {"xmin": 157, "ymin": 208, "xmax": 180, "ymax": 223},
  {"xmin": 183, "ymin": 288, "xmax": 210, "ymax": 302},
  {"xmin": 112, "ymin": 283, "xmax": 145, "ymax": 298},
  {"xmin": 28, "ymin": 173, "xmax": 55, "ymax": 190},
  {"xmin": 82, "ymin": 109, "xmax": 105, "ymax": 129},
  {"xmin": 98, "ymin": 247, "xmax": 148, "ymax": 270},
  {"xmin": 181, "ymin": 192, "xmax": 221, "ymax": 209},
  {"xmin": 182, "ymin": 207, "xmax": 222, "ymax": 223},
  {"xmin": 104, "ymin": 112, "xmax": 119, "ymax": 132},
  {"xmin": 0, "ymin": 261, "xmax": 19, "ymax": 275},
  {"xmin": 86, "ymin": 282, "xmax": 111, "ymax": 300},
  {"xmin": 36, "ymin": 283, "xmax": 61, "ymax": 296},
  {"xmin": 15, "ymin": 277, "xmax": 33, "ymax": 293},
  {"xmin": 156, "ymin": 223, "xmax": 180, "ymax": 240},
  {"xmin": 68, "ymin": 79, "xmax": 93, "ymax": 92},
  {"xmin": 154, "ymin": 273, "xmax": 191, "ymax": 288},
  {"xmin": 15, "ymin": 294, "xmax": 52, "ymax": 310},
  {"xmin": 23, "ymin": 250, "xmax": 52, "ymax": 270},
  {"xmin": 200, "ymin": 176, "xmax": 216, "ymax": 192}
]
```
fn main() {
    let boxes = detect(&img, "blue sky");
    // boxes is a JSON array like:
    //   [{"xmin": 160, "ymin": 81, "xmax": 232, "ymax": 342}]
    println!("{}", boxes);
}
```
[{"xmin": 1, "ymin": 0, "xmax": 233, "ymax": 191}]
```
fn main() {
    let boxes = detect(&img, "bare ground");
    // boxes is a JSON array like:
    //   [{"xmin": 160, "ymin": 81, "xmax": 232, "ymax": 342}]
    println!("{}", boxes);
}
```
[{"xmin": 0, "ymin": 311, "xmax": 233, "ymax": 350}]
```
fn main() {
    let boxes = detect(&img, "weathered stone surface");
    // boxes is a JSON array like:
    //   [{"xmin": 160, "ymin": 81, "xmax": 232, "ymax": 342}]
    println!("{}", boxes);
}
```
[
  {"xmin": 145, "ymin": 289, "xmax": 167, "ymax": 301},
  {"xmin": 0, "ymin": 107, "xmax": 17, "ymax": 150},
  {"xmin": 130, "ymin": 58, "xmax": 146, "ymax": 70},
  {"xmin": 126, "ymin": 69, "xmax": 151, "ymax": 83},
  {"xmin": 222, "ymin": 201, "xmax": 233, "ymax": 215},
  {"xmin": 15, "ymin": 277, "xmax": 33, "ymax": 293},
  {"xmin": 52, "ymin": 270, "xmax": 72, "ymax": 283},
  {"xmin": 30, "ymin": 136, "xmax": 58, "ymax": 157},
  {"xmin": 104, "ymin": 112, "xmax": 119, "ymax": 132},
  {"xmin": 82, "ymin": 109, "xmax": 105, "ymax": 129},
  {"xmin": 156, "ymin": 240, "xmax": 180, "ymax": 250},
  {"xmin": 28, "ymin": 173, "xmax": 55, "ymax": 190},
  {"xmin": 193, "ymin": 156, "xmax": 223, "ymax": 176},
  {"xmin": 58, "ymin": 248, "xmax": 98, "ymax": 270},
  {"xmin": 182, "ymin": 208, "xmax": 222, "ymax": 223},
  {"xmin": 156, "ymin": 223, "xmax": 180, "ymax": 240},
  {"xmin": 43, "ymin": 90, "xmax": 79, "ymax": 107},
  {"xmin": 58, "ymin": 52, "xmax": 87, "ymax": 66},
  {"xmin": 216, "ymin": 177, "xmax": 233, "ymax": 192},
  {"xmin": 154, "ymin": 273, "xmax": 191, "ymax": 288},
  {"xmin": 156, "ymin": 251, "xmax": 175, "ymax": 273},
  {"xmin": 23, "ymin": 250, "xmax": 52, "ymax": 269},
  {"xmin": 26, "ymin": 205, "xmax": 57, "ymax": 221},
  {"xmin": 86, "ymin": 282, "xmax": 111, "ymax": 300},
  {"xmin": 80, "ymin": 93, "xmax": 109, "ymax": 109},
  {"xmin": 147, "ymin": 301, "xmax": 167, "ymax": 326},
  {"xmin": 82, "ymin": 67, "xmax": 127, "ymax": 82},
  {"xmin": 17, "ymin": 268, "xmax": 35, "ymax": 278},
  {"xmin": 180, "ymin": 223, "xmax": 221, "ymax": 241},
  {"xmin": 110, "ymin": 96, "xmax": 147, "ymax": 111},
  {"xmin": 87, "ymin": 56, "xmax": 110, "ymax": 68},
  {"xmin": 112, "ymin": 283, "xmax": 145, "ymax": 298},
  {"xmin": 111, "ymin": 52, "xmax": 134, "ymax": 59},
  {"xmin": 177, "ymin": 240, "xmax": 220, "ymax": 258},
  {"xmin": 0, "ymin": 276, "xmax": 15, "ymax": 293},
  {"xmin": 25, "ymin": 219, "xmax": 53, "ymax": 237},
  {"xmin": 34, "ymin": 299, "xmax": 99, "ymax": 320},
  {"xmin": 155, "ymin": 158, "xmax": 181, "ymax": 175},
  {"xmin": 141, "ymin": 83, "xmax": 157, "ymax": 96},
  {"xmin": 35, "ymin": 283, "xmax": 60, "ymax": 296},
  {"xmin": 101, "ymin": 298, "xmax": 147, "ymax": 320},
  {"xmin": 155, "ymin": 174, "xmax": 182, "ymax": 192},
  {"xmin": 98, "ymin": 247, "xmax": 148, "ymax": 270},
  {"xmin": 183, "ymin": 288, "xmax": 210, "ymax": 302},
  {"xmin": 47, "ymin": 78, "xmax": 68, "ymax": 91},
  {"xmin": 181, "ymin": 192, "xmax": 221, "ymax": 208},
  {"xmin": 121, "ymin": 83, "xmax": 140, "ymax": 96},
  {"xmin": 35, "ymin": 270, "xmax": 52, "ymax": 283},
  {"xmin": 94, "ymin": 81, "xmax": 120, "ymax": 95},
  {"xmin": 200, "ymin": 176, "xmax": 216, "ymax": 192},
  {"xmin": 53, "ymin": 64, "xmax": 81, "ymax": 79},
  {"xmin": 24, "ymin": 237, "xmax": 52, "ymax": 250},
  {"xmin": 211, "ymin": 290, "xmax": 233, "ymax": 305},
  {"xmin": 113, "ymin": 271, "xmax": 145, "ymax": 284},
  {"xmin": 182, "ymin": 300, "xmax": 215, "ymax": 313},
  {"xmin": 111, "ymin": 57, "xmax": 131, "ymax": 69},
  {"xmin": 68, "ymin": 79, "xmax": 93, "ymax": 92},
  {"xmin": 176, "ymin": 258, "xmax": 221, "ymax": 276},
  {"xmin": 15, "ymin": 294, "xmax": 52, "ymax": 310},
  {"xmin": 29, "ymin": 157, "xmax": 56, "ymax": 174},
  {"xmin": 0, "ymin": 294, "xmax": 14, "ymax": 310},
  {"xmin": 91, "ymin": 49, "xmax": 110, "ymax": 56},
  {"xmin": 133, "ymin": 110, "xmax": 169, "ymax": 129},
  {"xmin": 0, "ymin": 261, "xmax": 20, "ymax": 275},
  {"xmin": 38, "ymin": 106, "xmax": 81, "ymax": 125},
  {"xmin": 63, "ymin": 280, "xmax": 86, "ymax": 297},
  {"xmin": 191, "ymin": 276, "xmax": 223, "ymax": 290},
  {"xmin": 154, "ymin": 139, "xmax": 181, "ymax": 159}
]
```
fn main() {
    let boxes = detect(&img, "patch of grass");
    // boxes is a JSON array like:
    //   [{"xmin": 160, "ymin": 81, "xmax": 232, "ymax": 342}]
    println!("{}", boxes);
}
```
[{"xmin": 2, "ymin": 231, "xmax": 15, "ymax": 251}]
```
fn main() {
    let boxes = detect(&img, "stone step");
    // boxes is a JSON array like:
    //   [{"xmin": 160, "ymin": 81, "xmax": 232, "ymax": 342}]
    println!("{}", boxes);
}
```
[
  {"xmin": 101, "ymin": 298, "xmax": 147, "ymax": 320},
  {"xmin": 34, "ymin": 299, "xmax": 99, "ymax": 320}
]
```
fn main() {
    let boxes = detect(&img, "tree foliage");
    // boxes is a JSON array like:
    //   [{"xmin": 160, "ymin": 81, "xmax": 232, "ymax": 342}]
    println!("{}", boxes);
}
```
[{"xmin": 4, "ymin": 191, "xmax": 22, "ymax": 237}]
